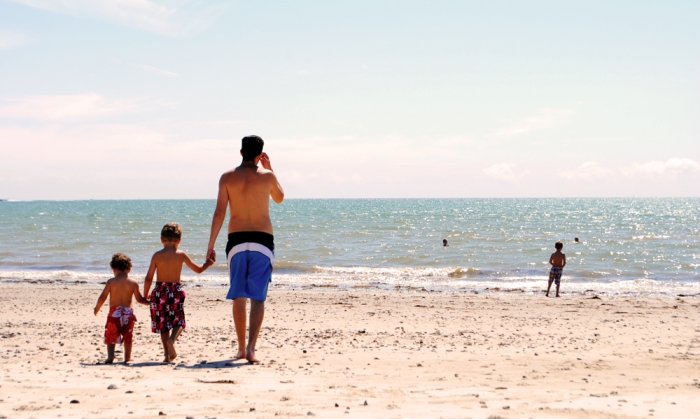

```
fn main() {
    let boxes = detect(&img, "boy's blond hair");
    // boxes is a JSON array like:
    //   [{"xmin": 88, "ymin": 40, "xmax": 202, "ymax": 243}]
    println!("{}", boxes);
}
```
[{"xmin": 161, "ymin": 222, "xmax": 182, "ymax": 242}]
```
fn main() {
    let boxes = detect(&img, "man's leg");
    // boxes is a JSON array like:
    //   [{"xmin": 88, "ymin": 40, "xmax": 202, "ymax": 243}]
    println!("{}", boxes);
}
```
[
  {"xmin": 233, "ymin": 298, "xmax": 247, "ymax": 359},
  {"xmin": 246, "ymin": 300, "xmax": 265, "ymax": 363}
]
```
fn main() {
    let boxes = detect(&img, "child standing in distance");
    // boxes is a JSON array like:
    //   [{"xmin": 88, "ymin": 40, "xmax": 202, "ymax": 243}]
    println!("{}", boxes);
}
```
[
  {"xmin": 94, "ymin": 253, "xmax": 149, "ymax": 364},
  {"xmin": 546, "ymin": 241, "xmax": 566, "ymax": 297},
  {"xmin": 144, "ymin": 222, "xmax": 215, "ymax": 363}
]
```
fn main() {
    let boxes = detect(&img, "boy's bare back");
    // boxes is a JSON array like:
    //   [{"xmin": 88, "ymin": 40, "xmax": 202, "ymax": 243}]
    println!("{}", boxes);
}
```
[
  {"xmin": 550, "ymin": 251, "xmax": 566, "ymax": 268},
  {"xmin": 107, "ymin": 276, "xmax": 143, "ymax": 307},
  {"xmin": 95, "ymin": 273, "xmax": 148, "ymax": 315},
  {"xmin": 147, "ymin": 247, "xmax": 210, "ymax": 284},
  {"xmin": 150, "ymin": 248, "xmax": 190, "ymax": 283}
]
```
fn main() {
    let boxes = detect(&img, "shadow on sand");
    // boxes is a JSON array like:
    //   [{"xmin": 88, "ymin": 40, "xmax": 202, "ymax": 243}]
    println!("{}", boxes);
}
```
[{"xmin": 81, "ymin": 358, "xmax": 257, "ymax": 369}]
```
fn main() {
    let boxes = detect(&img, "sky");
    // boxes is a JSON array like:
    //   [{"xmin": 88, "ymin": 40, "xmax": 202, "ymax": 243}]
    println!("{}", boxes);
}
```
[{"xmin": 0, "ymin": 0, "xmax": 698, "ymax": 199}]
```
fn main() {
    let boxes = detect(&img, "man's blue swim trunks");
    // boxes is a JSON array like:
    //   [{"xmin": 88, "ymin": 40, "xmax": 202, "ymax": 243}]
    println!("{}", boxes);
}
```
[{"xmin": 226, "ymin": 232, "xmax": 274, "ymax": 302}]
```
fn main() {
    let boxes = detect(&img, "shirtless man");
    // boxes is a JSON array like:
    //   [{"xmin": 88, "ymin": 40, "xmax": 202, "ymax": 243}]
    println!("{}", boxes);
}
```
[{"xmin": 207, "ymin": 135, "xmax": 284, "ymax": 363}]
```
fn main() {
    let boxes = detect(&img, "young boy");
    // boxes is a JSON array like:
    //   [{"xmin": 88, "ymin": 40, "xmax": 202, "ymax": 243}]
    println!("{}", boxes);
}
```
[
  {"xmin": 144, "ymin": 222, "xmax": 215, "ymax": 363},
  {"xmin": 94, "ymin": 253, "xmax": 149, "ymax": 364},
  {"xmin": 546, "ymin": 241, "xmax": 566, "ymax": 297}
]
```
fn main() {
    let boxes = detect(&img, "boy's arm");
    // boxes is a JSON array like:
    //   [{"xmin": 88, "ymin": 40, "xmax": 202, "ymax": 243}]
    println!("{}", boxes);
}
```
[
  {"xmin": 132, "ymin": 282, "xmax": 150, "ymax": 306},
  {"xmin": 207, "ymin": 176, "xmax": 229, "ymax": 261},
  {"xmin": 143, "ymin": 255, "xmax": 157, "ymax": 298},
  {"xmin": 548, "ymin": 254, "xmax": 554, "ymax": 266},
  {"xmin": 562, "ymin": 254, "xmax": 566, "ymax": 268},
  {"xmin": 183, "ymin": 252, "xmax": 213, "ymax": 274},
  {"xmin": 94, "ymin": 282, "xmax": 110, "ymax": 316}
]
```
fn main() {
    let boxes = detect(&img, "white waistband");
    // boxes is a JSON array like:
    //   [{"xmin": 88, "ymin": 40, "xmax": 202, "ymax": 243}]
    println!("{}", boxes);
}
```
[{"xmin": 227, "ymin": 242, "xmax": 275, "ymax": 266}]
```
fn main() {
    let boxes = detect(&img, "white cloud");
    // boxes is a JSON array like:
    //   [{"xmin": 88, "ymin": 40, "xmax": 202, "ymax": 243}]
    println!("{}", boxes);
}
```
[
  {"xmin": 8, "ymin": 0, "xmax": 226, "ymax": 37},
  {"xmin": 0, "ymin": 30, "xmax": 30, "ymax": 50},
  {"xmin": 0, "ymin": 93, "xmax": 175, "ymax": 121},
  {"xmin": 134, "ymin": 63, "xmax": 180, "ymax": 78},
  {"xmin": 621, "ymin": 158, "xmax": 700, "ymax": 178},
  {"xmin": 559, "ymin": 162, "xmax": 614, "ymax": 181},
  {"xmin": 483, "ymin": 163, "xmax": 530, "ymax": 181},
  {"xmin": 491, "ymin": 108, "xmax": 573, "ymax": 137}
]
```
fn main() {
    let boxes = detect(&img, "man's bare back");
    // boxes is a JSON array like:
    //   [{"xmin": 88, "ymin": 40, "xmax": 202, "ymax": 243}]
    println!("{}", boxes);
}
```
[
  {"xmin": 220, "ymin": 153, "xmax": 283, "ymax": 234},
  {"xmin": 209, "ymin": 152, "xmax": 284, "ymax": 246}
]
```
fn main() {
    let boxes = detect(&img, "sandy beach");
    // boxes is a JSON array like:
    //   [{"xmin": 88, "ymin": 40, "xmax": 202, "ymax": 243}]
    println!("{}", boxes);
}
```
[{"xmin": 1, "ymin": 282, "xmax": 699, "ymax": 418}]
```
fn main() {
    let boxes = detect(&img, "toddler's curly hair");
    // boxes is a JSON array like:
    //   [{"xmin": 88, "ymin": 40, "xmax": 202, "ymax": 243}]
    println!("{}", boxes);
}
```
[{"xmin": 110, "ymin": 253, "xmax": 132, "ymax": 272}]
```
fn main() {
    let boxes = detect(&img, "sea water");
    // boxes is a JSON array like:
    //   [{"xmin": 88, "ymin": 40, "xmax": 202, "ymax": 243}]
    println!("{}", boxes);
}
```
[{"xmin": 0, "ymin": 199, "xmax": 698, "ymax": 295}]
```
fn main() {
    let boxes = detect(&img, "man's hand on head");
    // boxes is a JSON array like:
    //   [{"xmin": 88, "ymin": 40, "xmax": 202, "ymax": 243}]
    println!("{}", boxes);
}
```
[{"xmin": 260, "ymin": 152, "xmax": 273, "ymax": 171}]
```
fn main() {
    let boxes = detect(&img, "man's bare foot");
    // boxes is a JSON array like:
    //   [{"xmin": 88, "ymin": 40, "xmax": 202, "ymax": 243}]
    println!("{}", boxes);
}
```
[
  {"xmin": 166, "ymin": 339, "xmax": 177, "ymax": 361},
  {"xmin": 233, "ymin": 350, "xmax": 246, "ymax": 360},
  {"xmin": 124, "ymin": 357, "xmax": 132, "ymax": 363},
  {"xmin": 161, "ymin": 356, "xmax": 172, "ymax": 364},
  {"xmin": 246, "ymin": 350, "xmax": 260, "ymax": 364},
  {"xmin": 105, "ymin": 359, "xmax": 114, "ymax": 364}
]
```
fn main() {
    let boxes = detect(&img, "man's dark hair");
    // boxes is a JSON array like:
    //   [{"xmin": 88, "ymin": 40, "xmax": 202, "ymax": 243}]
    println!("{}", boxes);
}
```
[
  {"xmin": 555, "ymin": 241, "xmax": 563, "ymax": 250},
  {"xmin": 161, "ymin": 222, "xmax": 182, "ymax": 242},
  {"xmin": 110, "ymin": 253, "xmax": 132, "ymax": 272},
  {"xmin": 241, "ymin": 135, "xmax": 264, "ymax": 162}
]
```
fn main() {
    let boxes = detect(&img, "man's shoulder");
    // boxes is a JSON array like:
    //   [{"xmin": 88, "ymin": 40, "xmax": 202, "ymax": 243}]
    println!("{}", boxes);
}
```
[{"xmin": 221, "ymin": 166, "xmax": 275, "ymax": 182}]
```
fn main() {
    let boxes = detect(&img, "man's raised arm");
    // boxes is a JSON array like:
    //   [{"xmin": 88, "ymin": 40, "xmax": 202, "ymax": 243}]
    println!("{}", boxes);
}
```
[
  {"xmin": 207, "ymin": 176, "xmax": 229, "ymax": 260},
  {"xmin": 260, "ymin": 152, "xmax": 284, "ymax": 204}
]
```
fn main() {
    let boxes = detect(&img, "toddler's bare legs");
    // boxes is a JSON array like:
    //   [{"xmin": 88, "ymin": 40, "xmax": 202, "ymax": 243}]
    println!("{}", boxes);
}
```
[
  {"xmin": 167, "ymin": 326, "xmax": 182, "ymax": 361},
  {"xmin": 233, "ymin": 298, "xmax": 247, "ymax": 359},
  {"xmin": 124, "ymin": 341, "xmax": 132, "ymax": 363},
  {"xmin": 106, "ymin": 344, "xmax": 115, "ymax": 364}
]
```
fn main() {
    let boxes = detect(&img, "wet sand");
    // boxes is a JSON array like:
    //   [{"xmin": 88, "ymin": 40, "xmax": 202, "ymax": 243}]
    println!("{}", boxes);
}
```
[{"xmin": 1, "ymin": 282, "xmax": 699, "ymax": 418}]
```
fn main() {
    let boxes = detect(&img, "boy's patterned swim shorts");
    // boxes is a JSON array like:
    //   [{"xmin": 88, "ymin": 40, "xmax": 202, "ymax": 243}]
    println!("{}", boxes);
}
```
[
  {"xmin": 149, "ymin": 282, "xmax": 186, "ymax": 333},
  {"xmin": 104, "ymin": 306, "xmax": 136, "ymax": 344},
  {"xmin": 548, "ymin": 267, "xmax": 563, "ymax": 285}
]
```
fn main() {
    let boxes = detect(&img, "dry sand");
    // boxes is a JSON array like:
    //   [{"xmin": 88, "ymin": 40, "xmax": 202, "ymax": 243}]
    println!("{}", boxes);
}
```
[{"xmin": 1, "ymin": 281, "xmax": 699, "ymax": 418}]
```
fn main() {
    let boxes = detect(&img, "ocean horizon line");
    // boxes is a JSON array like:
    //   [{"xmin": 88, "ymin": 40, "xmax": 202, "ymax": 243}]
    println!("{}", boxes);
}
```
[{"xmin": 2, "ymin": 196, "xmax": 699, "ymax": 202}]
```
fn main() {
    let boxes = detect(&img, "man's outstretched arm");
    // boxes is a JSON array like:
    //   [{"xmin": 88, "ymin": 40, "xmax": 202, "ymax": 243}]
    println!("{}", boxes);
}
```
[{"xmin": 207, "ymin": 176, "xmax": 229, "ymax": 260}]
